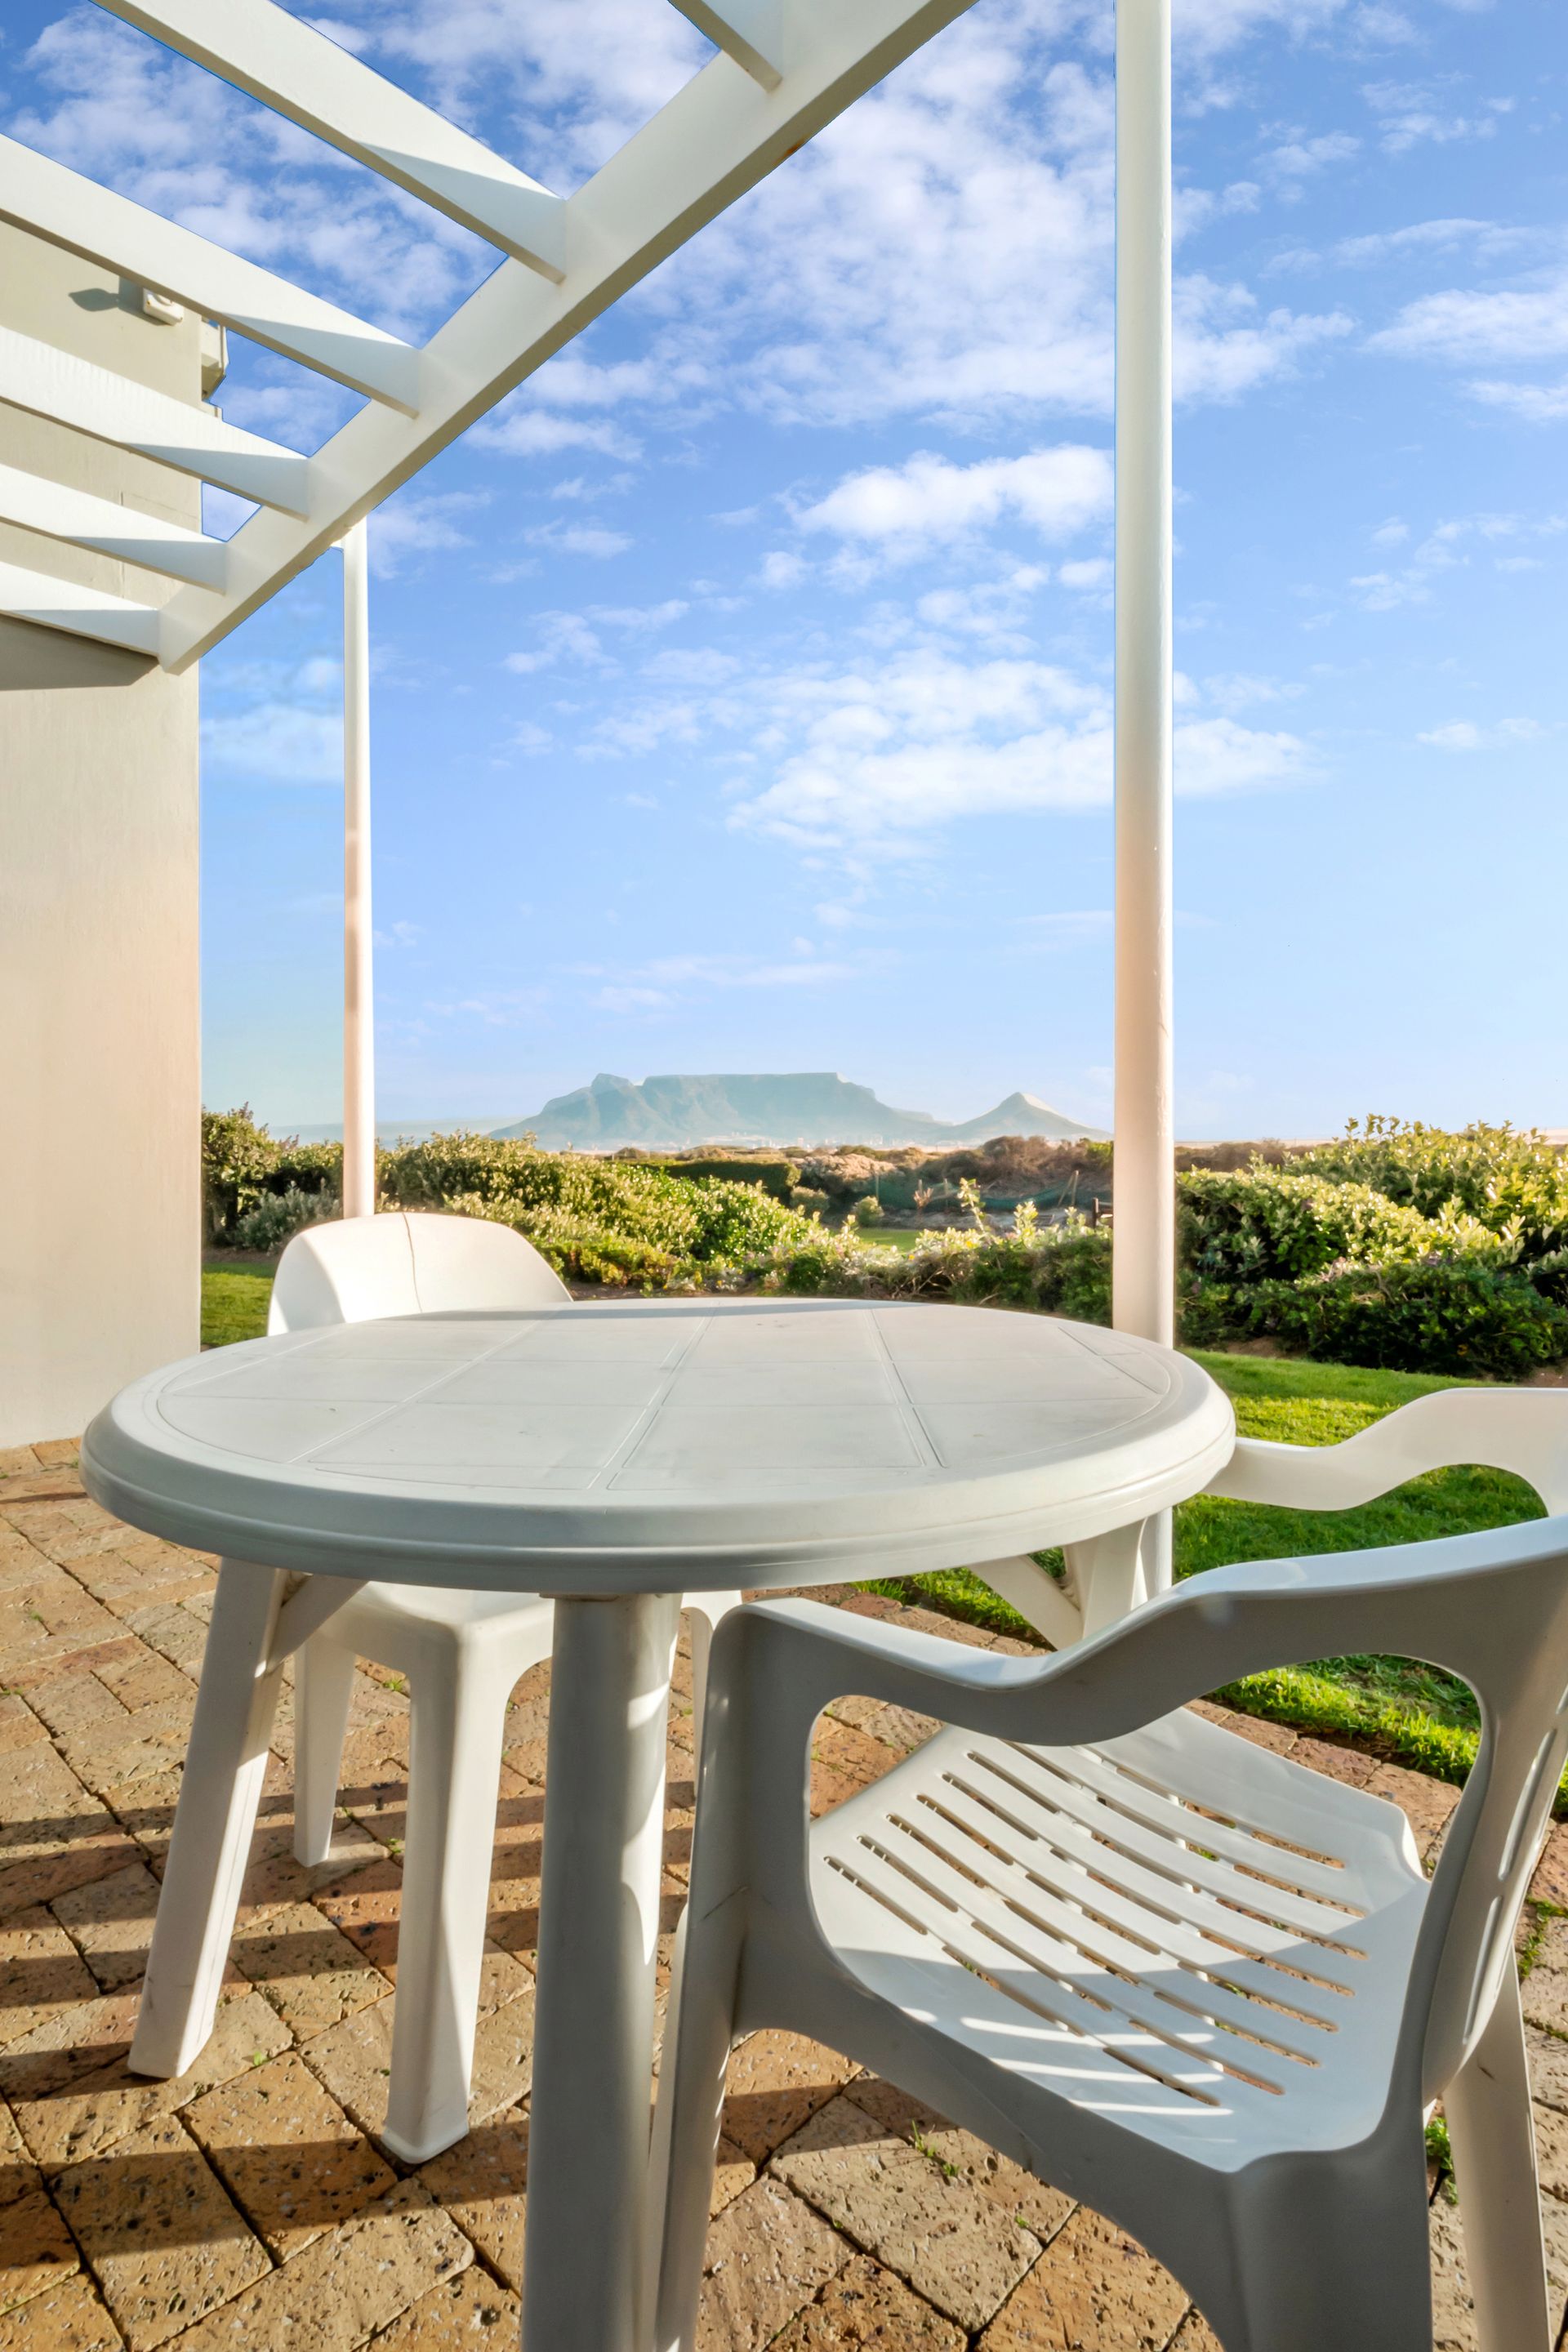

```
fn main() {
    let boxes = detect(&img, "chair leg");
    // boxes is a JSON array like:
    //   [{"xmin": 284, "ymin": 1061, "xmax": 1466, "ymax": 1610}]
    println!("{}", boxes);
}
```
[
  {"xmin": 684, "ymin": 1594, "xmax": 742, "ymax": 1762},
  {"xmin": 1446, "ymin": 1962, "xmax": 1552, "ymax": 2352},
  {"xmin": 650, "ymin": 1896, "xmax": 743, "ymax": 2352},
  {"xmin": 292, "ymin": 1637, "xmax": 358, "ymax": 1866},
  {"xmin": 381, "ymin": 1653, "xmax": 514, "ymax": 2163},
  {"xmin": 130, "ymin": 1559, "xmax": 288, "ymax": 2079}
]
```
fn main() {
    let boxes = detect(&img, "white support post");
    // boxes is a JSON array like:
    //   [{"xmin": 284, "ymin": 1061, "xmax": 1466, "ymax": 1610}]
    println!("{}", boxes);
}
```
[
  {"xmin": 341, "ymin": 519, "xmax": 375, "ymax": 1221},
  {"xmin": 1113, "ymin": 0, "xmax": 1174, "ymax": 1588}
]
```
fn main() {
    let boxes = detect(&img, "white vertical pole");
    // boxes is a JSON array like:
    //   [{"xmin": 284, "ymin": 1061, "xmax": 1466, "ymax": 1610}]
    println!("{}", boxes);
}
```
[
  {"xmin": 1113, "ymin": 0, "xmax": 1174, "ymax": 1589},
  {"xmin": 1112, "ymin": 0, "xmax": 1174, "ymax": 1345},
  {"xmin": 341, "ymin": 518, "xmax": 375, "ymax": 1220}
]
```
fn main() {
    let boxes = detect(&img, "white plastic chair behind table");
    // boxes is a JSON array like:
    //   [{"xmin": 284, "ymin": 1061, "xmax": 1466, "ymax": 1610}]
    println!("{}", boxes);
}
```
[
  {"xmin": 134, "ymin": 1212, "xmax": 741, "ymax": 2164},
  {"xmin": 654, "ymin": 1389, "xmax": 1568, "ymax": 2352}
]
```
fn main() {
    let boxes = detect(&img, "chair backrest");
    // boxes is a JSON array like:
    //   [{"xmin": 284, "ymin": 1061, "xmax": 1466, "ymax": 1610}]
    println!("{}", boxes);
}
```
[
  {"xmin": 269, "ymin": 1211, "xmax": 568, "ymax": 1333},
  {"xmin": 733, "ymin": 1511, "xmax": 1568, "ymax": 2115},
  {"xmin": 1209, "ymin": 1386, "xmax": 1568, "ymax": 1515}
]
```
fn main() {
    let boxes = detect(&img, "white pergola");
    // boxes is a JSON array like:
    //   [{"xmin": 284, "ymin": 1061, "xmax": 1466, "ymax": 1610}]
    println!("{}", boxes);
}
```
[{"xmin": 0, "ymin": 0, "xmax": 1175, "ymax": 1352}]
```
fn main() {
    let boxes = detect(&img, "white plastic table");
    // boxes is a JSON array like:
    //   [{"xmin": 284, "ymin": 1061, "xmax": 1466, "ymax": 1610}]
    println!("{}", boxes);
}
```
[{"xmin": 82, "ymin": 1296, "xmax": 1233, "ymax": 2352}]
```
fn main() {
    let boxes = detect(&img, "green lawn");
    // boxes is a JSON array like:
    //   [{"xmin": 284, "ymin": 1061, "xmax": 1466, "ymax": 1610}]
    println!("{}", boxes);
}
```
[
  {"xmin": 201, "ymin": 1261, "xmax": 274, "ymax": 1347},
  {"xmin": 199, "ymin": 1264, "xmax": 1544, "ymax": 1796}
]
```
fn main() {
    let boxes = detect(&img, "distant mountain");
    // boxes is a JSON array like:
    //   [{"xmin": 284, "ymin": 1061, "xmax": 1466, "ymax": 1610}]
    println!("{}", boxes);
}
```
[{"xmin": 491, "ymin": 1072, "xmax": 1107, "ymax": 1150}]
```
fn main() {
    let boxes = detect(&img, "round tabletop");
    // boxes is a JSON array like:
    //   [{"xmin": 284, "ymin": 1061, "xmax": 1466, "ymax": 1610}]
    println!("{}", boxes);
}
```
[{"xmin": 81, "ymin": 1298, "xmax": 1234, "ymax": 1592}]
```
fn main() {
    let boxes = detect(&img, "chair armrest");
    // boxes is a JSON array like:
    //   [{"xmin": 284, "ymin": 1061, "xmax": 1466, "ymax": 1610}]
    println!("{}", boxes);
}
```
[
  {"xmin": 714, "ymin": 1511, "xmax": 1568, "ymax": 1761},
  {"xmin": 1205, "ymin": 1388, "xmax": 1568, "ymax": 1515}
]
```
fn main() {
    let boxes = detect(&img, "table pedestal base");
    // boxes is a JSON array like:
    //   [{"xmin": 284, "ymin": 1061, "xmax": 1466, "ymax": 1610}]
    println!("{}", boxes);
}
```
[{"xmin": 522, "ymin": 1590, "xmax": 682, "ymax": 2352}]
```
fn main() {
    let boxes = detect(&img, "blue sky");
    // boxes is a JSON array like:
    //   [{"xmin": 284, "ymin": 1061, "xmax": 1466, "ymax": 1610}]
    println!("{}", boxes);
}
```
[{"xmin": 5, "ymin": 0, "xmax": 1565, "ymax": 1137}]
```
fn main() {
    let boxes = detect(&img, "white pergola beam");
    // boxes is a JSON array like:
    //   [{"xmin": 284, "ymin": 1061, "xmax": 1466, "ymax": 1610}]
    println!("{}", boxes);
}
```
[
  {"xmin": 0, "ymin": 324, "xmax": 311, "ymax": 514},
  {"xmin": 671, "ymin": 0, "xmax": 785, "ymax": 90},
  {"xmin": 0, "ymin": 555, "xmax": 159, "ymax": 652},
  {"xmin": 152, "ymin": 0, "xmax": 978, "ymax": 669},
  {"xmin": 0, "ymin": 459, "xmax": 226, "ymax": 589},
  {"xmin": 0, "ymin": 136, "xmax": 421, "ymax": 412},
  {"xmin": 97, "ymin": 0, "xmax": 567, "ymax": 282}
]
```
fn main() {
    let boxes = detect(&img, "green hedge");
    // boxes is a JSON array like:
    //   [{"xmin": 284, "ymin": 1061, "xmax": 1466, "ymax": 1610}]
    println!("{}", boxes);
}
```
[
  {"xmin": 1177, "ymin": 1165, "xmax": 1500, "ymax": 1283},
  {"xmin": 203, "ymin": 1111, "xmax": 822, "ymax": 1286},
  {"xmin": 617, "ymin": 1155, "xmax": 798, "ymax": 1201}
]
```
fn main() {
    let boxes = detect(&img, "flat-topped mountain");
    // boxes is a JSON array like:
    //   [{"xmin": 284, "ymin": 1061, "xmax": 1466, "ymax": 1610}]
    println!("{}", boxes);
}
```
[{"xmin": 491, "ymin": 1072, "xmax": 1107, "ymax": 1151}]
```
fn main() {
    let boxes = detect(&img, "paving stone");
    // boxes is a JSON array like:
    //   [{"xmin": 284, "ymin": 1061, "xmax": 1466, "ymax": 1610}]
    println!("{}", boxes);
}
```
[
  {"xmin": 1429, "ymin": 2193, "xmax": 1478, "ymax": 2351},
  {"xmin": 1289, "ymin": 1735, "xmax": 1379, "ymax": 1788},
  {"xmin": 8, "ymin": 1988, "xmax": 290, "ymax": 2172},
  {"xmin": 185, "ymin": 2048, "xmax": 396, "ymax": 2258},
  {"xmin": 976, "ymin": 2205, "xmax": 1187, "ymax": 2350},
  {"xmin": 52, "ymin": 2113, "xmax": 269, "ymax": 2350},
  {"xmin": 843, "ymin": 2079, "xmax": 1073, "ymax": 2245},
  {"xmin": 311, "ymin": 1860, "xmax": 405, "ymax": 1980},
  {"xmin": 0, "ymin": 2270, "xmax": 123, "ymax": 2350},
  {"xmin": 823, "ymin": 1694, "xmax": 941, "ymax": 1758},
  {"xmin": 809, "ymin": 1720, "xmax": 902, "ymax": 1818},
  {"xmin": 712, "ymin": 2135, "xmax": 757, "ymax": 2217},
  {"xmin": 419, "ymin": 2108, "xmax": 531, "ymax": 2292},
  {"xmin": 697, "ymin": 2176, "xmax": 851, "ymax": 2352},
  {"xmin": 722, "ymin": 2029, "xmax": 860, "ymax": 2166},
  {"xmin": 771, "ymin": 2094, "xmax": 1042, "ymax": 2331},
  {"xmin": 159, "ymin": 2186, "xmax": 470, "ymax": 2352},
  {"xmin": 1532, "ymin": 1822, "xmax": 1568, "ymax": 1910},
  {"xmin": 0, "ymin": 2181, "xmax": 80, "ymax": 2313},
  {"xmin": 770, "ymin": 2254, "xmax": 964, "ymax": 2349},
  {"xmin": 365, "ymin": 2265, "xmax": 519, "ymax": 2350},
  {"xmin": 1215, "ymin": 1713, "xmax": 1298, "ymax": 1756},
  {"xmin": 301, "ymin": 1983, "xmax": 535, "ymax": 2147},
  {"xmin": 228, "ymin": 1900, "xmax": 390, "ymax": 2038},
  {"xmin": 0, "ymin": 1744, "xmax": 139, "ymax": 1917},
  {"xmin": 1534, "ymin": 2099, "xmax": 1568, "ymax": 2201},
  {"xmin": 0, "ymin": 1697, "xmax": 47, "ymax": 1757},
  {"xmin": 0, "ymin": 1904, "xmax": 99, "ymax": 2049},
  {"xmin": 497, "ymin": 1662, "xmax": 552, "ymax": 1785},
  {"xmin": 0, "ymin": 2104, "xmax": 40, "ymax": 2212},
  {"xmin": 52, "ymin": 1864, "xmax": 162, "ymax": 1993},
  {"xmin": 97, "ymin": 1775, "xmax": 183, "ymax": 1870},
  {"xmin": 1530, "ymin": 2026, "xmax": 1568, "ymax": 2119},
  {"xmin": 1365, "ymin": 1760, "xmax": 1462, "ymax": 1861},
  {"xmin": 1163, "ymin": 2313, "xmax": 1223, "ymax": 2350}
]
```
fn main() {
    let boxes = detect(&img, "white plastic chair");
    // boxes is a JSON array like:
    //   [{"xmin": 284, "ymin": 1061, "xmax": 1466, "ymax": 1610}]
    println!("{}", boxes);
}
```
[
  {"xmin": 132, "ymin": 1214, "xmax": 740, "ymax": 2163},
  {"xmin": 654, "ymin": 1395, "xmax": 1568, "ymax": 2352}
]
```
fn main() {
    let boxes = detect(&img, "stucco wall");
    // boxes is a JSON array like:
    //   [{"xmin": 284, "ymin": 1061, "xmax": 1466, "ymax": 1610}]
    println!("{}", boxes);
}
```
[{"xmin": 0, "ymin": 225, "xmax": 204, "ymax": 1446}]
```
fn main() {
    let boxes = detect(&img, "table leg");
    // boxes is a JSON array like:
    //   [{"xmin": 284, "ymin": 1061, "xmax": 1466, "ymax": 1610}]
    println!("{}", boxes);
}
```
[
  {"xmin": 130, "ymin": 1557, "xmax": 289, "ymax": 2078},
  {"xmin": 522, "ymin": 1591, "xmax": 682, "ymax": 2352}
]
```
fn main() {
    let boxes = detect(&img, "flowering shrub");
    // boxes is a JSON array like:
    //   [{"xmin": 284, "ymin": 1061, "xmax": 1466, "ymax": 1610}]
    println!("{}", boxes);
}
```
[
  {"xmin": 1177, "ymin": 1166, "xmax": 1502, "ymax": 1285},
  {"xmin": 1295, "ymin": 1116, "xmax": 1568, "ymax": 1255}
]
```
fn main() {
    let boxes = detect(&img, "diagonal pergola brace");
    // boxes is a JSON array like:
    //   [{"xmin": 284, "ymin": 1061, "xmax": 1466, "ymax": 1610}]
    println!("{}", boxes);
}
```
[{"xmin": 97, "ymin": 0, "xmax": 568, "ymax": 280}]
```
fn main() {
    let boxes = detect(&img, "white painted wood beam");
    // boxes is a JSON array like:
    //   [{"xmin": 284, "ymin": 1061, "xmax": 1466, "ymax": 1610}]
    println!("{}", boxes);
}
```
[
  {"xmin": 670, "ymin": 0, "xmax": 785, "ymax": 90},
  {"xmin": 0, "ymin": 325, "xmax": 311, "ymax": 515},
  {"xmin": 98, "ymin": 0, "xmax": 567, "ymax": 282},
  {"xmin": 0, "ymin": 459, "xmax": 226, "ymax": 589},
  {"xmin": 0, "ymin": 555, "xmax": 160, "ymax": 653},
  {"xmin": 0, "ymin": 137, "xmax": 421, "ymax": 412},
  {"xmin": 154, "ymin": 0, "xmax": 978, "ymax": 669}
]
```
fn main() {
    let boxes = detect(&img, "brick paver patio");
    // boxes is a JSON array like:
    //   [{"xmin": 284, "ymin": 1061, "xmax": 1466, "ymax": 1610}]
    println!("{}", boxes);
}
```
[{"xmin": 3, "ymin": 1437, "xmax": 1567, "ymax": 2350}]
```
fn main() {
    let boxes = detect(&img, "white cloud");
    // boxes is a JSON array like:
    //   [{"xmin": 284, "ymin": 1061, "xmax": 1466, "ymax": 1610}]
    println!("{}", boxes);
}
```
[
  {"xmin": 203, "ymin": 702, "xmax": 341, "ymax": 782},
  {"xmin": 505, "ymin": 612, "xmax": 609, "ymax": 674},
  {"xmin": 1362, "ymin": 79, "xmax": 1513, "ymax": 154},
  {"xmin": 1263, "ymin": 131, "xmax": 1361, "ymax": 189},
  {"xmin": 1349, "ymin": 509, "xmax": 1563, "ymax": 606},
  {"xmin": 795, "ymin": 446, "xmax": 1112, "ymax": 564},
  {"xmin": 1418, "ymin": 717, "xmax": 1545, "ymax": 751},
  {"xmin": 369, "ymin": 488, "xmax": 489, "ymax": 577},
  {"xmin": 705, "ymin": 653, "xmax": 1311, "ymax": 850},
  {"xmin": 470, "ymin": 409, "xmax": 644, "ymax": 461},
  {"xmin": 1371, "ymin": 274, "xmax": 1568, "ymax": 368},
  {"xmin": 1469, "ymin": 376, "xmax": 1568, "ymax": 424},
  {"xmin": 523, "ymin": 521, "xmax": 633, "ymax": 559}
]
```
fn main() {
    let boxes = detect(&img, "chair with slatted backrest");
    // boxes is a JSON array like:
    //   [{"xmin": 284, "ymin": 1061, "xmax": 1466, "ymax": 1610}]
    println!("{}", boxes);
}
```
[
  {"xmin": 653, "ymin": 1395, "xmax": 1568, "ymax": 2352},
  {"xmin": 133, "ymin": 1214, "xmax": 741, "ymax": 2163}
]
